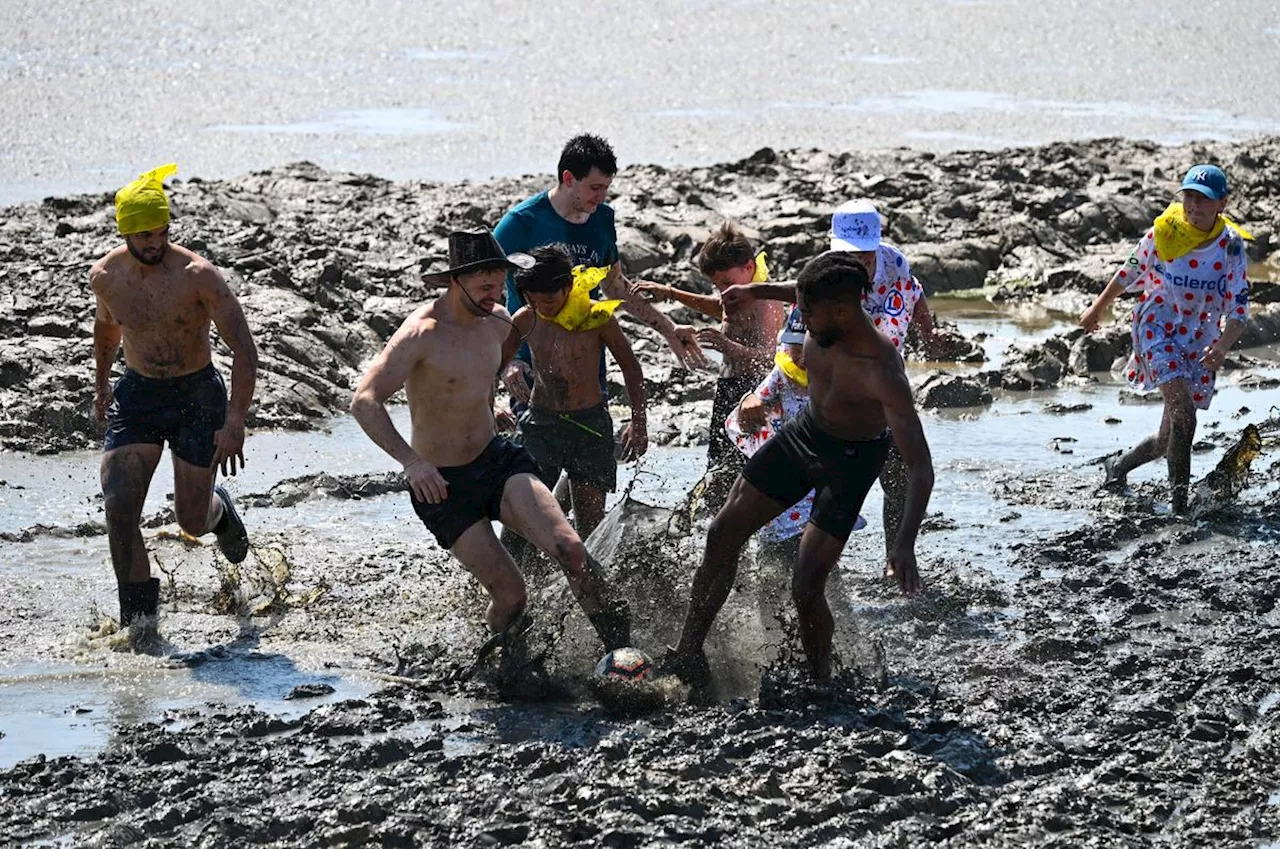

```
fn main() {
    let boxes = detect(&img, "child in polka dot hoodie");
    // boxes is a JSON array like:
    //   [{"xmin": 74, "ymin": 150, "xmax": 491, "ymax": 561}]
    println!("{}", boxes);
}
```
[{"xmin": 1079, "ymin": 164, "xmax": 1251, "ymax": 514}]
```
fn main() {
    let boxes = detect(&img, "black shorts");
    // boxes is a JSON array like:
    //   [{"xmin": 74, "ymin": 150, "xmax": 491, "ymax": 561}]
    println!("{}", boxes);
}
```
[
  {"xmin": 519, "ymin": 403, "xmax": 616, "ymax": 492},
  {"xmin": 103, "ymin": 364, "xmax": 227, "ymax": 467},
  {"xmin": 409, "ymin": 436, "xmax": 541, "ymax": 550},
  {"xmin": 742, "ymin": 406, "xmax": 891, "ymax": 541}
]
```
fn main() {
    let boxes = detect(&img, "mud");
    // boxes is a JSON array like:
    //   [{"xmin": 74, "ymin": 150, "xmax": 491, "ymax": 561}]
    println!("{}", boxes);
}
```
[
  {"xmin": 4, "ymin": 139, "xmax": 1280, "ymax": 848},
  {"xmin": 5, "ymin": 136, "xmax": 1280, "ymax": 452}
]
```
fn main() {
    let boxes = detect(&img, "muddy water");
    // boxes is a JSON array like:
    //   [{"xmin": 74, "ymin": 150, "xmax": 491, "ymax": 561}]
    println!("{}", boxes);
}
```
[{"xmin": 3, "ymin": 310, "xmax": 1280, "ymax": 773}]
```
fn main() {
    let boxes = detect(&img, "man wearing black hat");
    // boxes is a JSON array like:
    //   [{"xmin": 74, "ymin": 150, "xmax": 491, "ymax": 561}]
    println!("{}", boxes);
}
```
[{"xmin": 350, "ymin": 229, "xmax": 632, "ymax": 668}]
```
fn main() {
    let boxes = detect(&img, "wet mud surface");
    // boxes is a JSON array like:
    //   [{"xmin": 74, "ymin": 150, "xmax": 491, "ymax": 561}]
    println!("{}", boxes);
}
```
[
  {"xmin": 4, "ymin": 138, "xmax": 1280, "ymax": 847},
  {"xmin": 4, "ymin": 438, "xmax": 1280, "ymax": 847}
]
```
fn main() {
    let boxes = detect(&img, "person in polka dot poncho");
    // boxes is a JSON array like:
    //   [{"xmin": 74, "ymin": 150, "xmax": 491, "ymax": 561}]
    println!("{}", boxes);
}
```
[{"xmin": 1079, "ymin": 164, "xmax": 1251, "ymax": 513}]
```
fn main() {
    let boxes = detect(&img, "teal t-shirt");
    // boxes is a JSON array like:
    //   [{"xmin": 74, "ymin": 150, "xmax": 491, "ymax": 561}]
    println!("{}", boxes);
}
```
[
  {"xmin": 494, "ymin": 191, "xmax": 619, "ymax": 366},
  {"xmin": 495, "ymin": 191, "xmax": 618, "ymax": 312}
]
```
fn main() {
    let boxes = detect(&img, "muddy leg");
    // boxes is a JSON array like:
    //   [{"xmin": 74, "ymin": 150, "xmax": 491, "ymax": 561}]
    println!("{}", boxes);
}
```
[
  {"xmin": 676, "ymin": 476, "xmax": 785, "ymax": 656},
  {"xmin": 1161, "ymin": 380, "xmax": 1196, "ymax": 513},
  {"xmin": 569, "ymin": 480, "xmax": 607, "ymax": 542},
  {"xmin": 1107, "ymin": 394, "xmax": 1179, "ymax": 485},
  {"xmin": 101, "ymin": 444, "xmax": 163, "ymax": 585},
  {"xmin": 449, "ymin": 520, "xmax": 528, "ymax": 634},
  {"xmin": 791, "ymin": 524, "xmax": 846, "ymax": 682},
  {"xmin": 879, "ymin": 447, "xmax": 907, "ymax": 559},
  {"xmin": 171, "ymin": 456, "xmax": 221, "ymax": 536}
]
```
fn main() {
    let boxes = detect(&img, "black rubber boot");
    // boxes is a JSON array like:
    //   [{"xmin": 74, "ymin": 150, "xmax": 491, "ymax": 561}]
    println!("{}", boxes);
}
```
[
  {"xmin": 213, "ymin": 485, "xmax": 249, "ymax": 564},
  {"xmin": 588, "ymin": 599, "xmax": 632, "ymax": 651},
  {"xmin": 118, "ymin": 577, "xmax": 160, "ymax": 627}
]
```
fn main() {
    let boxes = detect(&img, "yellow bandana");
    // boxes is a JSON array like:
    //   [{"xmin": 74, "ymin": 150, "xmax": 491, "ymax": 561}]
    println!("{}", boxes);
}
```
[
  {"xmin": 115, "ymin": 163, "xmax": 178, "ymax": 235},
  {"xmin": 752, "ymin": 251, "xmax": 769, "ymax": 283},
  {"xmin": 537, "ymin": 265, "xmax": 623, "ymax": 332},
  {"xmin": 1153, "ymin": 202, "xmax": 1252, "ymax": 263},
  {"xmin": 774, "ymin": 349, "xmax": 808, "ymax": 387}
]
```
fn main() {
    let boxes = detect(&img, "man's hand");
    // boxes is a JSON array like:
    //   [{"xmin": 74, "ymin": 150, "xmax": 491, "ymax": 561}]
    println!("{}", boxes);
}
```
[
  {"xmin": 737, "ymin": 393, "xmax": 767, "ymax": 430},
  {"xmin": 719, "ymin": 284, "xmax": 756, "ymax": 314},
  {"xmin": 494, "ymin": 407, "xmax": 517, "ymax": 432},
  {"xmin": 697, "ymin": 326, "xmax": 730, "ymax": 353},
  {"xmin": 1078, "ymin": 302, "xmax": 1107, "ymax": 333},
  {"xmin": 404, "ymin": 457, "xmax": 448, "ymax": 504},
  {"xmin": 666, "ymin": 325, "xmax": 710, "ymax": 370},
  {"xmin": 885, "ymin": 547, "xmax": 923, "ymax": 596},
  {"xmin": 619, "ymin": 419, "xmax": 649, "ymax": 462},
  {"xmin": 1201, "ymin": 340, "xmax": 1229, "ymax": 371},
  {"xmin": 93, "ymin": 384, "xmax": 113, "ymax": 423},
  {"xmin": 502, "ymin": 360, "xmax": 533, "ymax": 404},
  {"xmin": 630, "ymin": 281, "xmax": 671, "ymax": 302},
  {"xmin": 211, "ymin": 418, "xmax": 247, "ymax": 477}
]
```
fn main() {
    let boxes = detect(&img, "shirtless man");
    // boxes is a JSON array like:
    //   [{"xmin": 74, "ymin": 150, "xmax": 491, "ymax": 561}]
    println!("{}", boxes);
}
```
[
  {"xmin": 633, "ymin": 223, "xmax": 784, "ymax": 512},
  {"xmin": 91, "ymin": 164, "xmax": 258, "ymax": 627},
  {"xmin": 350, "ymin": 229, "xmax": 631, "ymax": 660},
  {"xmin": 505, "ymin": 245, "xmax": 648, "ymax": 540},
  {"xmin": 664, "ymin": 252, "xmax": 934, "ymax": 685}
]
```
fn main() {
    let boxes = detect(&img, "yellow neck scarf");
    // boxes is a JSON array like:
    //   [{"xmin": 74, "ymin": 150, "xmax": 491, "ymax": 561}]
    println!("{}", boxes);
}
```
[
  {"xmin": 1153, "ymin": 202, "xmax": 1252, "ymax": 263},
  {"xmin": 774, "ymin": 350, "xmax": 807, "ymax": 387},
  {"xmin": 752, "ymin": 251, "xmax": 769, "ymax": 283},
  {"xmin": 537, "ymin": 265, "xmax": 623, "ymax": 332},
  {"xmin": 115, "ymin": 163, "xmax": 178, "ymax": 235}
]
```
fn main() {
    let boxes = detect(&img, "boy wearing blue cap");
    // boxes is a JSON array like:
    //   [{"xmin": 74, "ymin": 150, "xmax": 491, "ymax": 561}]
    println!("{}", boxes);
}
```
[{"xmin": 1079, "ymin": 164, "xmax": 1252, "ymax": 514}]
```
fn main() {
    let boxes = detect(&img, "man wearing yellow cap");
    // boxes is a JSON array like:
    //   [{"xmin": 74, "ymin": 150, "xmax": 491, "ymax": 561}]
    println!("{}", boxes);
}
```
[
  {"xmin": 1079, "ymin": 164, "xmax": 1252, "ymax": 514},
  {"xmin": 504, "ymin": 244, "xmax": 649, "ymax": 541},
  {"xmin": 91, "ymin": 164, "xmax": 260, "ymax": 628}
]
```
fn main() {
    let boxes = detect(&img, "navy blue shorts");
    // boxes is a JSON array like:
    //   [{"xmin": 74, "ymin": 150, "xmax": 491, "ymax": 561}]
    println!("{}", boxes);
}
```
[
  {"xmin": 742, "ymin": 406, "xmax": 890, "ymax": 541},
  {"xmin": 410, "ymin": 436, "xmax": 542, "ymax": 550},
  {"xmin": 104, "ymin": 364, "xmax": 227, "ymax": 467}
]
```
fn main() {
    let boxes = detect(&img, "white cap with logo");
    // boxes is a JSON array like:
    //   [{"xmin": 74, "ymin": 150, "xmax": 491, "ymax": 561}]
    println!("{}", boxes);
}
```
[{"xmin": 830, "ymin": 199, "xmax": 882, "ymax": 252}]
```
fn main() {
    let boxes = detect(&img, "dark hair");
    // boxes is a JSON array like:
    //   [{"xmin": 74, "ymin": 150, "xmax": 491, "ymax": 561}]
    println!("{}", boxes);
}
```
[
  {"xmin": 515, "ymin": 244, "xmax": 574, "ymax": 294},
  {"xmin": 557, "ymin": 134, "xmax": 617, "ymax": 182},
  {"xmin": 697, "ymin": 222, "xmax": 756, "ymax": 277},
  {"xmin": 796, "ymin": 252, "xmax": 871, "ymax": 305}
]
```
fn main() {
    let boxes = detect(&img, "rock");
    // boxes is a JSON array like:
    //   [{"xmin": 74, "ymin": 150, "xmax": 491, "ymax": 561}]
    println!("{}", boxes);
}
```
[
  {"xmin": 27, "ymin": 315, "xmax": 78, "ymax": 338},
  {"xmin": 1000, "ymin": 346, "xmax": 1066, "ymax": 390},
  {"xmin": 912, "ymin": 371, "xmax": 993, "ymax": 408},
  {"xmin": 909, "ymin": 240, "xmax": 1003, "ymax": 293}
]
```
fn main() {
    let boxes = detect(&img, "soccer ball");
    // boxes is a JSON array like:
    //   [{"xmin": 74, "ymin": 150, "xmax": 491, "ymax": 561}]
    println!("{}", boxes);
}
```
[{"xmin": 594, "ymin": 647, "xmax": 654, "ymax": 682}]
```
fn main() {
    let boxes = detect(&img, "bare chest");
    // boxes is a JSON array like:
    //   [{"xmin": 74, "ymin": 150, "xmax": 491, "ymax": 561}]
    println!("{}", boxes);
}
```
[{"xmin": 103, "ymin": 276, "xmax": 207, "ymax": 334}]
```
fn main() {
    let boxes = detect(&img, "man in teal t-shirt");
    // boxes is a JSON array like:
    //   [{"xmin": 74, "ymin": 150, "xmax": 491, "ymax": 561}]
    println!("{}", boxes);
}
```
[{"xmin": 495, "ymin": 134, "xmax": 706, "ymax": 392}]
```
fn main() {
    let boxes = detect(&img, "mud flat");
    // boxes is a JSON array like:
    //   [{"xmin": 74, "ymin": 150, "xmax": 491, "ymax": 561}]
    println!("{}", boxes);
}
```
[{"xmin": 2, "ymin": 139, "xmax": 1280, "ymax": 847}]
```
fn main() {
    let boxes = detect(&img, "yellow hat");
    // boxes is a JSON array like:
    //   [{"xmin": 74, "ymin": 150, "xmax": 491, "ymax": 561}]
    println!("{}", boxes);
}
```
[{"xmin": 115, "ymin": 163, "xmax": 178, "ymax": 235}]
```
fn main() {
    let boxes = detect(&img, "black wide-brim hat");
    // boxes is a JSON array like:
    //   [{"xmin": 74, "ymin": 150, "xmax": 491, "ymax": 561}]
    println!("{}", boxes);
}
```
[{"xmin": 422, "ymin": 228, "xmax": 534, "ymax": 284}]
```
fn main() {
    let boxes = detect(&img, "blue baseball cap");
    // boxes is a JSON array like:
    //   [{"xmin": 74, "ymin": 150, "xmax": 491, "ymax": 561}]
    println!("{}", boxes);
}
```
[
  {"xmin": 1180, "ymin": 164, "xmax": 1228, "ymax": 200},
  {"xmin": 780, "ymin": 306, "xmax": 807, "ymax": 344}
]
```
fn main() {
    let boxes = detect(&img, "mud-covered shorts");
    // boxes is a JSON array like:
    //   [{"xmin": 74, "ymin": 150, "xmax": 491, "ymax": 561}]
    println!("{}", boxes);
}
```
[
  {"xmin": 519, "ymin": 403, "xmax": 617, "ymax": 492},
  {"xmin": 104, "ymin": 363, "xmax": 227, "ymax": 467},
  {"xmin": 410, "ymin": 436, "xmax": 541, "ymax": 550},
  {"xmin": 742, "ymin": 406, "xmax": 891, "ymax": 541}
]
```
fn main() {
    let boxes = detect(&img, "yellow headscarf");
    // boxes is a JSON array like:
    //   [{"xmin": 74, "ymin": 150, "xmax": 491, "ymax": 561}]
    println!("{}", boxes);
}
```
[
  {"xmin": 774, "ymin": 349, "xmax": 808, "ymax": 387},
  {"xmin": 752, "ymin": 251, "xmax": 769, "ymax": 283},
  {"xmin": 115, "ymin": 163, "xmax": 178, "ymax": 235},
  {"xmin": 1153, "ymin": 201, "xmax": 1252, "ymax": 263},
  {"xmin": 537, "ymin": 265, "xmax": 623, "ymax": 332}
]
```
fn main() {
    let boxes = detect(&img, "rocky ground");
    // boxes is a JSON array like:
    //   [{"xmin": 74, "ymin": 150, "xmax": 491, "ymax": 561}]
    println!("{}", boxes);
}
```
[
  {"xmin": 4, "ymin": 136, "xmax": 1280, "ymax": 451},
  {"xmin": 4, "ymin": 138, "xmax": 1280, "ymax": 848}
]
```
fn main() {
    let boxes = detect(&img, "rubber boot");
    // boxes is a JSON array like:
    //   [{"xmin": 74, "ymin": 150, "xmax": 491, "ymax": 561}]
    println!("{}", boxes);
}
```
[
  {"xmin": 588, "ymin": 599, "xmax": 632, "ymax": 651},
  {"xmin": 118, "ymin": 577, "xmax": 160, "ymax": 627}
]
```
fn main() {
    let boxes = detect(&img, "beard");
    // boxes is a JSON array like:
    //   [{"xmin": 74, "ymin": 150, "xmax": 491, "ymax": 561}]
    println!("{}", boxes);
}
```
[
  {"xmin": 127, "ymin": 242, "xmax": 167, "ymax": 266},
  {"xmin": 812, "ymin": 326, "xmax": 843, "ymax": 348}
]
